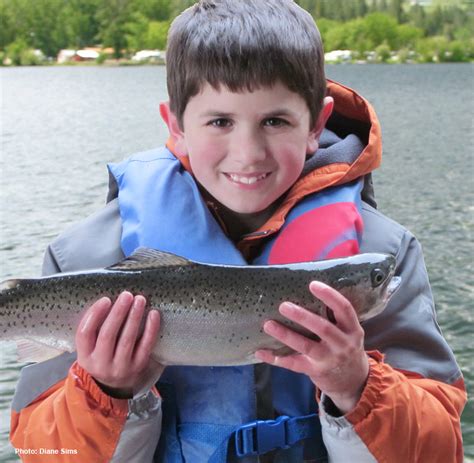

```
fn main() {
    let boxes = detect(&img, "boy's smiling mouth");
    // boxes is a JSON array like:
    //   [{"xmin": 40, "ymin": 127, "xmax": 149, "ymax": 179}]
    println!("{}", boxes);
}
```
[{"xmin": 224, "ymin": 172, "xmax": 271, "ymax": 185}]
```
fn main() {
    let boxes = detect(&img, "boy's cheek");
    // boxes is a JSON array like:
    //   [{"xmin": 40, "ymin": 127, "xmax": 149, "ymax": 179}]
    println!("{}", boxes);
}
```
[{"xmin": 187, "ymin": 139, "xmax": 227, "ymax": 163}]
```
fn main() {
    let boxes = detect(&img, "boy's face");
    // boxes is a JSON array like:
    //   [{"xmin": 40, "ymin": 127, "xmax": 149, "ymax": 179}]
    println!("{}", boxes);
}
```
[{"xmin": 166, "ymin": 82, "xmax": 332, "ymax": 216}]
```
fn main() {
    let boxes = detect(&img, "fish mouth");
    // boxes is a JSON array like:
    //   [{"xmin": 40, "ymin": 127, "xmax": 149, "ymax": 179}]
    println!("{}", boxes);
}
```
[
  {"xmin": 359, "ymin": 274, "xmax": 402, "ymax": 323},
  {"xmin": 386, "ymin": 276, "xmax": 402, "ymax": 300}
]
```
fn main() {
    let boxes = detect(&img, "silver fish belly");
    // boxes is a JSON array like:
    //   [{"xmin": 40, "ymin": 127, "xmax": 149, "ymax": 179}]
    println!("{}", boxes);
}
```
[{"xmin": 0, "ymin": 248, "xmax": 400, "ymax": 366}]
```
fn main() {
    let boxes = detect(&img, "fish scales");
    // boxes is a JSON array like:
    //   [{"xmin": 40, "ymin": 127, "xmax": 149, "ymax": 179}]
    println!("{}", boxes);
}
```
[{"xmin": 0, "ymin": 249, "xmax": 401, "ymax": 366}]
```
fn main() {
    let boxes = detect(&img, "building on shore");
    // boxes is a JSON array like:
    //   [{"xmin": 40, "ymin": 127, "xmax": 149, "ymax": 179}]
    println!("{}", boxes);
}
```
[{"xmin": 57, "ymin": 47, "xmax": 114, "ymax": 63}]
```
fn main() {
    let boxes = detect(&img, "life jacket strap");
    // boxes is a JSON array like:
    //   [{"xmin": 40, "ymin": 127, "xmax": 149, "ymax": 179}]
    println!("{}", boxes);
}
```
[
  {"xmin": 234, "ymin": 413, "xmax": 321, "ymax": 457},
  {"xmin": 178, "ymin": 413, "xmax": 324, "ymax": 462}
]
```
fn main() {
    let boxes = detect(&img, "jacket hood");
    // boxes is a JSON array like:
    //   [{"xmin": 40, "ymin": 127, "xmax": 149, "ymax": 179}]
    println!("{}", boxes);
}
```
[
  {"xmin": 165, "ymin": 79, "xmax": 382, "ymax": 241},
  {"xmin": 282, "ymin": 79, "xmax": 381, "ymax": 206}
]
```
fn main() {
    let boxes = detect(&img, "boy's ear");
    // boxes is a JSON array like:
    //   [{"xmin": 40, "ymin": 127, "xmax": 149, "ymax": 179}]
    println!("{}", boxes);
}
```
[
  {"xmin": 159, "ymin": 102, "xmax": 188, "ymax": 155},
  {"xmin": 307, "ymin": 96, "xmax": 334, "ymax": 154}
]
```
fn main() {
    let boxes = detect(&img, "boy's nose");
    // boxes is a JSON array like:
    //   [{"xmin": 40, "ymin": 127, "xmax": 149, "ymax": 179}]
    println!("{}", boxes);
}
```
[{"xmin": 229, "ymin": 129, "xmax": 267, "ymax": 165}]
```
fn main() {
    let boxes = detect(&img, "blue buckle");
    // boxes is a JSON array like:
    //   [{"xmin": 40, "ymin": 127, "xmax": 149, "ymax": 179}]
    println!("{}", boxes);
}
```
[{"xmin": 235, "ymin": 415, "xmax": 291, "ymax": 457}]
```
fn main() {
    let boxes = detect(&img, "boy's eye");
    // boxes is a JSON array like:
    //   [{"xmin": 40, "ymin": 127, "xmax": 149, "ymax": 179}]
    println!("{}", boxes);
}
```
[
  {"xmin": 264, "ymin": 117, "xmax": 288, "ymax": 127},
  {"xmin": 209, "ymin": 118, "xmax": 231, "ymax": 128}
]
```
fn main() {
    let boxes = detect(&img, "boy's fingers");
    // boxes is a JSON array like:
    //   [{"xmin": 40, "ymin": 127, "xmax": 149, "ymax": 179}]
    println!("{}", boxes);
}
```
[
  {"xmin": 76, "ymin": 297, "xmax": 112, "ymax": 356},
  {"xmin": 255, "ymin": 349, "xmax": 314, "ymax": 376},
  {"xmin": 279, "ymin": 302, "xmax": 346, "ymax": 347},
  {"xmin": 95, "ymin": 291, "xmax": 135, "ymax": 358},
  {"xmin": 114, "ymin": 295, "xmax": 147, "ymax": 362},
  {"xmin": 133, "ymin": 310, "xmax": 161, "ymax": 370},
  {"xmin": 262, "ymin": 319, "xmax": 326, "ymax": 359},
  {"xmin": 309, "ymin": 281, "xmax": 360, "ymax": 331}
]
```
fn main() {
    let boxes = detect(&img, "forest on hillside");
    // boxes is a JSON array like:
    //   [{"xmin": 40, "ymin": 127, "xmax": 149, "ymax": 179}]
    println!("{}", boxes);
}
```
[{"xmin": 1, "ymin": 0, "xmax": 473, "ymax": 64}]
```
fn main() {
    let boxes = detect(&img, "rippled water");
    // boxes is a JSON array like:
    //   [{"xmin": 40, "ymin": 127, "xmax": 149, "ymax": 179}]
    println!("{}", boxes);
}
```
[{"xmin": 0, "ymin": 64, "xmax": 473, "ymax": 460}]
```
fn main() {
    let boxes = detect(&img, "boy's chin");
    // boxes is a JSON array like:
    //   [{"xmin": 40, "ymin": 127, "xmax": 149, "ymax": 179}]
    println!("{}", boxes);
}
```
[
  {"xmin": 218, "ymin": 194, "xmax": 284, "ymax": 217},
  {"xmin": 223, "ymin": 202, "xmax": 271, "ymax": 216}
]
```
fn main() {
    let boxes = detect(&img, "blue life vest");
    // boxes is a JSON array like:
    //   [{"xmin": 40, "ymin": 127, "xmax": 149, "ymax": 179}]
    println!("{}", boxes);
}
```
[{"xmin": 108, "ymin": 147, "xmax": 364, "ymax": 462}]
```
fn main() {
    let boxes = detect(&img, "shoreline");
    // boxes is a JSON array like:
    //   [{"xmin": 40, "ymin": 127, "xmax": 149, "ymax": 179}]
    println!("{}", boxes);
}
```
[{"xmin": 1, "ymin": 60, "xmax": 472, "ymax": 68}]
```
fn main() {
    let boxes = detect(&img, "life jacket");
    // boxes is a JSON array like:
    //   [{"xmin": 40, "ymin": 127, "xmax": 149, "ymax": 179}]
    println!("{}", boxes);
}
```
[{"xmin": 108, "ymin": 146, "xmax": 364, "ymax": 462}]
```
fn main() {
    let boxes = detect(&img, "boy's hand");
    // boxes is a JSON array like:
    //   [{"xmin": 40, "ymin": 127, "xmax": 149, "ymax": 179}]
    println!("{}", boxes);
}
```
[
  {"xmin": 76, "ymin": 291, "xmax": 162, "ymax": 399},
  {"xmin": 255, "ymin": 281, "xmax": 369, "ymax": 415}
]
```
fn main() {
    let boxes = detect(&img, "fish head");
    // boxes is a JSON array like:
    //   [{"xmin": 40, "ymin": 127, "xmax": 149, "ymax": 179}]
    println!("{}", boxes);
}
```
[
  {"xmin": 336, "ymin": 254, "xmax": 401, "ymax": 322},
  {"xmin": 357, "ymin": 254, "xmax": 400, "ymax": 321}
]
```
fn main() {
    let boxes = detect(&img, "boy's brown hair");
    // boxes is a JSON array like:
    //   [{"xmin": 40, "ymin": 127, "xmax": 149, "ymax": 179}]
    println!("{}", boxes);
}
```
[{"xmin": 166, "ymin": 0, "xmax": 326, "ymax": 129}]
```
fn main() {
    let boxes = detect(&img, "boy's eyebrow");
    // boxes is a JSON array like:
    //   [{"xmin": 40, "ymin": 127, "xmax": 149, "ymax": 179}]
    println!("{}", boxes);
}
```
[
  {"xmin": 200, "ymin": 111, "xmax": 235, "ymax": 118},
  {"xmin": 263, "ymin": 109, "xmax": 299, "ymax": 118},
  {"xmin": 199, "ymin": 109, "xmax": 299, "ymax": 119}
]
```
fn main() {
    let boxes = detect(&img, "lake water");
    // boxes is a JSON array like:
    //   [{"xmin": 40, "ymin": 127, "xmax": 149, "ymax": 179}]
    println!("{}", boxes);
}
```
[{"xmin": 0, "ymin": 63, "xmax": 473, "ymax": 460}]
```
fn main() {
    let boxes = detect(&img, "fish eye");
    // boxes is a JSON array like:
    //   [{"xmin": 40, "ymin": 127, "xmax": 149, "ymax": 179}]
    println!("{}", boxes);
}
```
[{"xmin": 371, "ymin": 268, "xmax": 386, "ymax": 287}]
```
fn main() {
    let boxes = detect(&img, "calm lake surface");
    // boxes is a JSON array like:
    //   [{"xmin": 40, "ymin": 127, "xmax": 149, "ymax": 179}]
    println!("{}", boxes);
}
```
[{"xmin": 0, "ymin": 64, "xmax": 473, "ymax": 460}]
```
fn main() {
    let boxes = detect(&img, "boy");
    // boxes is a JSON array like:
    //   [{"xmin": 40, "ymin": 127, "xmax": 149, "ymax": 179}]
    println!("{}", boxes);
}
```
[{"xmin": 10, "ymin": 1, "xmax": 465, "ymax": 462}]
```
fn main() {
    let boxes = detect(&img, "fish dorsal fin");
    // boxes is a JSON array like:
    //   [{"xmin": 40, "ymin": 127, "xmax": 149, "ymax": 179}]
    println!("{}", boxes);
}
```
[
  {"xmin": 0, "ymin": 279, "xmax": 21, "ymax": 291},
  {"xmin": 107, "ymin": 247, "xmax": 192, "ymax": 271}
]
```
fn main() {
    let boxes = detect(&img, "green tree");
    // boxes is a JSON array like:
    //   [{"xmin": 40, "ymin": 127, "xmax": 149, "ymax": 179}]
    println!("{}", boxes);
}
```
[
  {"xmin": 146, "ymin": 20, "xmax": 170, "ymax": 49},
  {"xmin": 395, "ymin": 24, "xmax": 423, "ymax": 49},
  {"xmin": 362, "ymin": 12, "xmax": 398, "ymax": 49},
  {"xmin": 375, "ymin": 41, "xmax": 391, "ymax": 61},
  {"xmin": 1, "ymin": 0, "xmax": 33, "ymax": 49},
  {"xmin": 0, "ymin": 0, "xmax": 15, "ymax": 48},
  {"xmin": 445, "ymin": 40, "xmax": 468, "ymax": 61},
  {"xmin": 355, "ymin": 0, "xmax": 368, "ymax": 17},
  {"xmin": 6, "ymin": 38, "xmax": 43, "ymax": 65},
  {"xmin": 425, "ymin": 5, "xmax": 444, "ymax": 36},
  {"xmin": 27, "ymin": 0, "xmax": 70, "ymax": 57},
  {"xmin": 131, "ymin": 0, "xmax": 172, "ymax": 21},
  {"xmin": 313, "ymin": 0, "xmax": 327, "ymax": 19},
  {"xmin": 126, "ymin": 12, "xmax": 150, "ymax": 51},
  {"xmin": 316, "ymin": 17, "xmax": 340, "ymax": 42},
  {"xmin": 408, "ymin": 3, "xmax": 426, "ymax": 31},
  {"xmin": 295, "ymin": 0, "xmax": 316, "ymax": 14},
  {"xmin": 63, "ymin": 0, "xmax": 101, "ymax": 49},
  {"xmin": 333, "ymin": 0, "xmax": 350, "ymax": 20},
  {"xmin": 170, "ymin": 0, "xmax": 195, "ymax": 18},
  {"xmin": 324, "ymin": 18, "xmax": 367, "ymax": 52},
  {"xmin": 389, "ymin": 0, "xmax": 404, "ymax": 23},
  {"xmin": 96, "ymin": 0, "xmax": 132, "ymax": 58},
  {"xmin": 5, "ymin": 38, "xmax": 29, "ymax": 65},
  {"xmin": 323, "ymin": 22, "xmax": 348, "ymax": 51},
  {"xmin": 126, "ymin": 10, "xmax": 170, "ymax": 52}
]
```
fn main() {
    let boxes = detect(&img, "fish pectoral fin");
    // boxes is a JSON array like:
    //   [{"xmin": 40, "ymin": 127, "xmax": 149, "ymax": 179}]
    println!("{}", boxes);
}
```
[
  {"xmin": 273, "ymin": 346, "xmax": 297, "ymax": 357},
  {"xmin": 107, "ymin": 247, "xmax": 192, "ymax": 271},
  {"xmin": 16, "ymin": 339, "xmax": 68, "ymax": 363},
  {"xmin": 248, "ymin": 346, "xmax": 296, "ymax": 364},
  {"xmin": 132, "ymin": 356, "xmax": 166, "ymax": 399}
]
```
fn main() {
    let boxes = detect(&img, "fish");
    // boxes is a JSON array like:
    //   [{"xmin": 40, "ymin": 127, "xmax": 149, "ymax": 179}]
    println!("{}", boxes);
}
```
[{"xmin": 0, "ymin": 248, "xmax": 401, "ymax": 366}]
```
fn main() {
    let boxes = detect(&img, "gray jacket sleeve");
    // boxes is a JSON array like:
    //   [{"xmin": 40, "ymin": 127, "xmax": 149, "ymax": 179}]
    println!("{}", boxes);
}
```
[
  {"xmin": 42, "ymin": 198, "xmax": 125, "ymax": 275},
  {"xmin": 12, "ymin": 353, "xmax": 162, "ymax": 463},
  {"xmin": 360, "ymin": 203, "xmax": 460, "ymax": 384},
  {"xmin": 320, "ymin": 202, "xmax": 463, "ymax": 462}
]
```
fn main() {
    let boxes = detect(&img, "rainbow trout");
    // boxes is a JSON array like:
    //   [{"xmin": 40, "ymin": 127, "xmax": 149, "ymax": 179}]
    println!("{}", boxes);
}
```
[{"xmin": 0, "ymin": 248, "xmax": 400, "ymax": 366}]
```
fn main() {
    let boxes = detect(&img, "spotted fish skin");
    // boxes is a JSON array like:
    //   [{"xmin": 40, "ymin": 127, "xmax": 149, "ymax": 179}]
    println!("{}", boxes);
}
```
[{"xmin": 0, "ymin": 249, "xmax": 400, "ymax": 366}]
